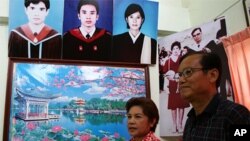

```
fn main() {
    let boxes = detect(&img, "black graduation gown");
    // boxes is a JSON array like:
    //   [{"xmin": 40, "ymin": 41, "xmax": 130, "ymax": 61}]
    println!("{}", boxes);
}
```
[
  {"xmin": 112, "ymin": 32, "xmax": 156, "ymax": 64},
  {"xmin": 8, "ymin": 24, "xmax": 62, "ymax": 59},
  {"xmin": 63, "ymin": 28, "xmax": 112, "ymax": 61}
]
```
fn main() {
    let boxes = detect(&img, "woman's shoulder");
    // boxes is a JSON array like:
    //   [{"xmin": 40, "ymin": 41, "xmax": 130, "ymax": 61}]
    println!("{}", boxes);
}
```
[
  {"xmin": 143, "ymin": 34, "xmax": 157, "ymax": 43},
  {"xmin": 113, "ymin": 32, "xmax": 129, "ymax": 38},
  {"xmin": 143, "ymin": 131, "xmax": 160, "ymax": 141}
]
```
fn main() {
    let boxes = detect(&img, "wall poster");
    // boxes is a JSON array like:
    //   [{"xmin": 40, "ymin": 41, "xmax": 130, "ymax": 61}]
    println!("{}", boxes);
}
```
[
  {"xmin": 3, "ymin": 58, "xmax": 150, "ymax": 141},
  {"xmin": 158, "ymin": 17, "xmax": 233, "ymax": 136},
  {"xmin": 8, "ymin": 0, "xmax": 159, "ymax": 64}
]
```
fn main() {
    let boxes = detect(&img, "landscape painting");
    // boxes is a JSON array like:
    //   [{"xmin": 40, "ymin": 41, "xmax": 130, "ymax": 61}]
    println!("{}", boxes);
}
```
[{"xmin": 4, "ymin": 59, "xmax": 149, "ymax": 141}]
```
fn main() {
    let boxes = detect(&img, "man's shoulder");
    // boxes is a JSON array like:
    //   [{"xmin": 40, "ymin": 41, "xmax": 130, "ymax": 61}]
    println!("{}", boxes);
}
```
[
  {"xmin": 10, "ymin": 24, "xmax": 27, "ymax": 34},
  {"xmin": 218, "ymin": 99, "xmax": 250, "ymax": 123},
  {"xmin": 43, "ymin": 25, "xmax": 60, "ymax": 36},
  {"xmin": 205, "ymin": 40, "xmax": 217, "ymax": 49},
  {"xmin": 96, "ymin": 28, "xmax": 111, "ymax": 36},
  {"xmin": 219, "ymin": 99, "xmax": 248, "ymax": 112},
  {"xmin": 13, "ymin": 26, "xmax": 22, "ymax": 31},
  {"xmin": 207, "ymin": 40, "xmax": 216, "ymax": 45},
  {"xmin": 63, "ymin": 28, "xmax": 80, "ymax": 37}
]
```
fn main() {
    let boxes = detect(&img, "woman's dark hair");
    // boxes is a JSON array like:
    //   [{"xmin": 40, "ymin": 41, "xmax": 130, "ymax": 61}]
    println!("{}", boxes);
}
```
[
  {"xmin": 125, "ymin": 97, "xmax": 159, "ymax": 132},
  {"xmin": 77, "ymin": 0, "xmax": 99, "ymax": 14},
  {"xmin": 25, "ymin": 0, "xmax": 50, "ymax": 10},
  {"xmin": 171, "ymin": 41, "xmax": 181, "ymax": 51},
  {"xmin": 180, "ymin": 51, "xmax": 222, "ymax": 88},
  {"xmin": 124, "ymin": 3, "xmax": 145, "ymax": 29}
]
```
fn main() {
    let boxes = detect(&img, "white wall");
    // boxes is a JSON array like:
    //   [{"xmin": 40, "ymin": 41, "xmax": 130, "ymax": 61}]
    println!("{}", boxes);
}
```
[
  {"xmin": 159, "ymin": 0, "xmax": 248, "ymax": 35},
  {"xmin": 0, "ymin": 0, "xmax": 8, "ymax": 17},
  {"xmin": 158, "ymin": 0, "xmax": 191, "ymax": 32},
  {"xmin": 0, "ymin": 0, "xmax": 10, "ymax": 139},
  {"xmin": 0, "ymin": 0, "xmax": 247, "ymax": 141},
  {"xmin": 187, "ymin": 0, "xmax": 247, "ymax": 35},
  {"xmin": 0, "ymin": 25, "xmax": 8, "ymax": 141}
]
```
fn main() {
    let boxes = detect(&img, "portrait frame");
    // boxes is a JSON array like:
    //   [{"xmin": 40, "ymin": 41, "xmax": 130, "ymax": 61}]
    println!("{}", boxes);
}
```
[
  {"xmin": 243, "ymin": 0, "xmax": 250, "ymax": 26},
  {"xmin": 3, "ymin": 58, "xmax": 150, "ymax": 141}
]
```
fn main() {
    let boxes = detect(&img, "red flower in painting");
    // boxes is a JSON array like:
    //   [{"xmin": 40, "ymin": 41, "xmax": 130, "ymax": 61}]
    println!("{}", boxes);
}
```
[
  {"xmin": 12, "ymin": 136, "xmax": 24, "ymax": 141},
  {"xmin": 42, "ymin": 137, "xmax": 52, "ymax": 141},
  {"xmin": 114, "ymin": 132, "xmax": 120, "ymax": 138},
  {"xmin": 80, "ymin": 134, "xmax": 91, "ymax": 141},
  {"xmin": 12, "ymin": 117, "xmax": 16, "ymax": 125},
  {"xmin": 101, "ymin": 136, "xmax": 109, "ymax": 141},
  {"xmin": 52, "ymin": 125, "xmax": 62, "ymax": 133},
  {"xmin": 74, "ymin": 130, "xmax": 79, "ymax": 136},
  {"xmin": 21, "ymin": 130, "xmax": 25, "ymax": 135},
  {"xmin": 27, "ymin": 122, "xmax": 36, "ymax": 131}
]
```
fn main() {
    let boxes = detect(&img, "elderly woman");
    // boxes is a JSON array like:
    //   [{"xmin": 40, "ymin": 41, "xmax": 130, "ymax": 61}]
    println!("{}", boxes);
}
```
[{"xmin": 125, "ymin": 97, "xmax": 160, "ymax": 141}]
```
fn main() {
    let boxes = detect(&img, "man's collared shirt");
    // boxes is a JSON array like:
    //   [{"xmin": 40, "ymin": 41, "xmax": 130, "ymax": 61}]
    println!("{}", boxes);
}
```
[{"xmin": 183, "ymin": 94, "xmax": 250, "ymax": 141}]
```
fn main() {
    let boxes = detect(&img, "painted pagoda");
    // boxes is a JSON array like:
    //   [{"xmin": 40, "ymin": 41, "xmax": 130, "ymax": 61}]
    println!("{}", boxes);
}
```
[{"xmin": 14, "ymin": 88, "xmax": 61, "ymax": 121}]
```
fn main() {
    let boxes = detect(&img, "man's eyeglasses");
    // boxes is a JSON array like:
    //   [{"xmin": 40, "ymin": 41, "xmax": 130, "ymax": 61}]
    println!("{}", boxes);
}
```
[{"xmin": 178, "ymin": 68, "xmax": 206, "ymax": 78}]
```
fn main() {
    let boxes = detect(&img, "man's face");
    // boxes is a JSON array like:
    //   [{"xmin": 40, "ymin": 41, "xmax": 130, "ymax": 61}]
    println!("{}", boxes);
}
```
[
  {"xmin": 126, "ymin": 11, "xmax": 143, "ymax": 31},
  {"xmin": 25, "ymin": 2, "xmax": 49, "ymax": 25},
  {"xmin": 178, "ymin": 54, "xmax": 210, "ymax": 102},
  {"xmin": 78, "ymin": 4, "xmax": 99, "ymax": 28},
  {"xmin": 192, "ymin": 29, "xmax": 202, "ymax": 44}
]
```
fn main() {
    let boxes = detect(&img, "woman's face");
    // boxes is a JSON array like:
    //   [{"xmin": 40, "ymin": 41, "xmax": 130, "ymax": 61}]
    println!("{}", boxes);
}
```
[
  {"xmin": 126, "ymin": 11, "xmax": 143, "ymax": 31},
  {"xmin": 172, "ymin": 46, "xmax": 181, "ymax": 56},
  {"xmin": 127, "ymin": 106, "xmax": 154, "ymax": 139}
]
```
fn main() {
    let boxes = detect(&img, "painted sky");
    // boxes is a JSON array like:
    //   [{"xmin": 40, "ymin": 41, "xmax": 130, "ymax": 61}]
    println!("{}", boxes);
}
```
[{"xmin": 13, "ymin": 63, "xmax": 146, "ymax": 102}]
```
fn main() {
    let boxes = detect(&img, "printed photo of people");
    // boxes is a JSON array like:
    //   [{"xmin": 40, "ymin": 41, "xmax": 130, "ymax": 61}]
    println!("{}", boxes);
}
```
[
  {"xmin": 158, "ymin": 17, "xmax": 233, "ymax": 136},
  {"xmin": 8, "ymin": 0, "xmax": 64, "ymax": 59},
  {"xmin": 8, "ymin": 0, "xmax": 159, "ymax": 64},
  {"xmin": 112, "ymin": 0, "xmax": 158, "ymax": 64},
  {"xmin": 62, "ymin": 0, "xmax": 113, "ymax": 61}
]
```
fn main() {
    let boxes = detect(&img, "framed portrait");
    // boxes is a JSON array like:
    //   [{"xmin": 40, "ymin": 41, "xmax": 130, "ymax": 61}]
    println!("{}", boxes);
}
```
[
  {"xmin": 8, "ymin": 0, "xmax": 64, "ymax": 59},
  {"xmin": 243, "ymin": 0, "xmax": 250, "ymax": 26},
  {"xmin": 63, "ymin": 0, "xmax": 113, "ymax": 34},
  {"xmin": 3, "ymin": 58, "xmax": 150, "ymax": 141},
  {"xmin": 112, "ymin": 0, "xmax": 159, "ymax": 64}
]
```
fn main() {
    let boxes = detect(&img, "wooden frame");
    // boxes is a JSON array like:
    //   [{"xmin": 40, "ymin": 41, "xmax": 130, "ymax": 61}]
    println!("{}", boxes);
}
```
[
  {"xmin": 243, "ymin": 0, "xmax": 250, "ymax": 26},
  {"xmin": 4, "ymin": 58, "xmax": 150, "ymax": 141}
]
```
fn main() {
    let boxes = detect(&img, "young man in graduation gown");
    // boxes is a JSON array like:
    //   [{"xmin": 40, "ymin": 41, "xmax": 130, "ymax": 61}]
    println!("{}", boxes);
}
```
[
  {"xmin": 8, "ymin": 0, "xmax": 62, "ymax": 59},
  {"xmin": 63, "ymin": 0, "xmax": 112, "ymax": 61}
]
